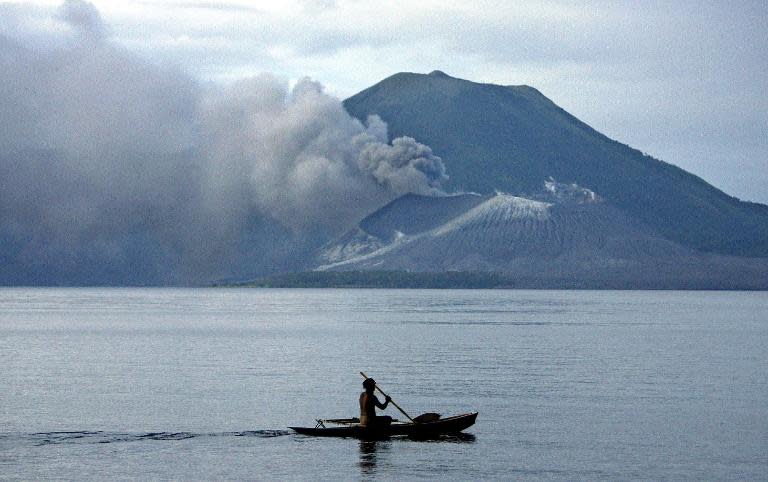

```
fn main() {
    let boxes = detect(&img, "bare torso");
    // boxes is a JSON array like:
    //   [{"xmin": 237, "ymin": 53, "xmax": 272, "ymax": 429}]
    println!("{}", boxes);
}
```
[{"xmin": 359, "ymin": 391, "xmax": 383, "ymax": 426}]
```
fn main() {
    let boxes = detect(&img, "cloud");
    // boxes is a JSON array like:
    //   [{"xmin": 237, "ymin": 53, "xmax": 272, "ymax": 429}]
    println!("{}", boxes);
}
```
[
  {"xmin": 82, "ymin": 0, "xmax": 766, "ymax": 202},
  {"xmin": 0, "ymin": 2, "xmax": 447, "ymax": 285}
]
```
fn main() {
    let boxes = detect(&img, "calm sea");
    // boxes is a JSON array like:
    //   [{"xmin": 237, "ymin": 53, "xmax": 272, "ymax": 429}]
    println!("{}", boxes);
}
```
[{"xmin": 1, "ymin": 288, "xmax": 766, "ymax": 480}]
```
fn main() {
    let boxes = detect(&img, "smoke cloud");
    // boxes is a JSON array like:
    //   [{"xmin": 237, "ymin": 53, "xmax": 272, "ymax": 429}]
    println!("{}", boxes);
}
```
[{"xmin": 0, "ymin": 1, "xmax": 447, "ymax": 285}]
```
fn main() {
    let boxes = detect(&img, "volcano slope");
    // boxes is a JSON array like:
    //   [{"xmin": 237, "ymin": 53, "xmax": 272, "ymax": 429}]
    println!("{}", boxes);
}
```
[{"xmin": 316, "ymin": 191, "xmax": 768, "ymax": 289}]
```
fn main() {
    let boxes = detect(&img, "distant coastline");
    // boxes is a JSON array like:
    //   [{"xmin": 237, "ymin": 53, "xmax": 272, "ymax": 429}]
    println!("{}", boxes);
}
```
[{"xmin": 220, "ymin": 270, "xmax": 768, "ymax": 290}]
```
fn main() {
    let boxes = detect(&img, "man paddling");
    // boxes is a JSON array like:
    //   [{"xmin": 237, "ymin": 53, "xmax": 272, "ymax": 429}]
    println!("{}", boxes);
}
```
[{"xmin": 359, "ymin": 378, "xmax": 392, "ymax": 427}]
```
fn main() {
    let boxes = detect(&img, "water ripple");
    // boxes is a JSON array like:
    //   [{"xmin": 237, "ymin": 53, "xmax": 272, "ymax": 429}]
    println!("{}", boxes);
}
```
[{"xmin": 16, "ymin": 430, "xmax": 292, "ymax": 446}]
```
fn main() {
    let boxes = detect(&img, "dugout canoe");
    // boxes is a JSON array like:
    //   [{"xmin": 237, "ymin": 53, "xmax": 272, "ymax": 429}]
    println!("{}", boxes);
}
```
[{"xmin": 289, "ymin": 412, "xmax": 477, "ymax": 438}]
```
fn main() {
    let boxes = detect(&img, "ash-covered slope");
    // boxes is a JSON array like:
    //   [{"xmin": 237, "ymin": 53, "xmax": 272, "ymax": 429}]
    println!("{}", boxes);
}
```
[
  {"xmin": 317, "ymin": 190, "xmax": 768, "ymax": 289},
  {"xmin": 343, "ymin": 71, "xmax": 768, "ymax": 258}
]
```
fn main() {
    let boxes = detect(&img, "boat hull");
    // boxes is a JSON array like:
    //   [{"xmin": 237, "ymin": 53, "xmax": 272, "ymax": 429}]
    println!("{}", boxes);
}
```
[{"xmin": 289, "ymin": 412, "xmax": 477, "ymax": 438}]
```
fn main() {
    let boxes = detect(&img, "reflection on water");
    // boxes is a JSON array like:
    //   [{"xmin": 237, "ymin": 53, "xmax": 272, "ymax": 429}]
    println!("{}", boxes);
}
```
[
  {"xmin": 358, "ymin": 434, "xmax": 476, "ymax": 476},
  {"xmin": 409, "ymin": 433, "xmax": 477, "ymax": 444},
  {"xmin": 358, "ymin": 440, "xmax": 387, "ymax": 475}
]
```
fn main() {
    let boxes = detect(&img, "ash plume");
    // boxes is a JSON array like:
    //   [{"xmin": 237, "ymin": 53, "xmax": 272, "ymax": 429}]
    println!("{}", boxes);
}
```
[{"xmin": 0, "ymin": 1, "xmax": 447, "ymax": 285}]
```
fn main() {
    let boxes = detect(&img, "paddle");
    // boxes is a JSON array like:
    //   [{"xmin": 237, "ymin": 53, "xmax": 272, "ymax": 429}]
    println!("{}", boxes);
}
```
[{"xmin": 359, "ymin": 371, "xmax": 418, "ymax": 423}]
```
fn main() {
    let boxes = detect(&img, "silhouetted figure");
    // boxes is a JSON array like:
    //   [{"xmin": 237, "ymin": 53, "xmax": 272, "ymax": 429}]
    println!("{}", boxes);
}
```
[{"xmin": 359, "ymin": 378, "xmax": 392, "ymax": 428}]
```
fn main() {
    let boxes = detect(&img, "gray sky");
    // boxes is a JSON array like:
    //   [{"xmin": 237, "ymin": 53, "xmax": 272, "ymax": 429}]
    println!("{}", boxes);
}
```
[{"xmin": 6, "ymin": 0, "xmax": 768, "ymax": 203}]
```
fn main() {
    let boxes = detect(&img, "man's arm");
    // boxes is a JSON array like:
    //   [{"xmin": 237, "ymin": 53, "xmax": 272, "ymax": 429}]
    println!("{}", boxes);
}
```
[{"xmin": 374, "ymin": 395, "xmax": 392, "ymax": 409}]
